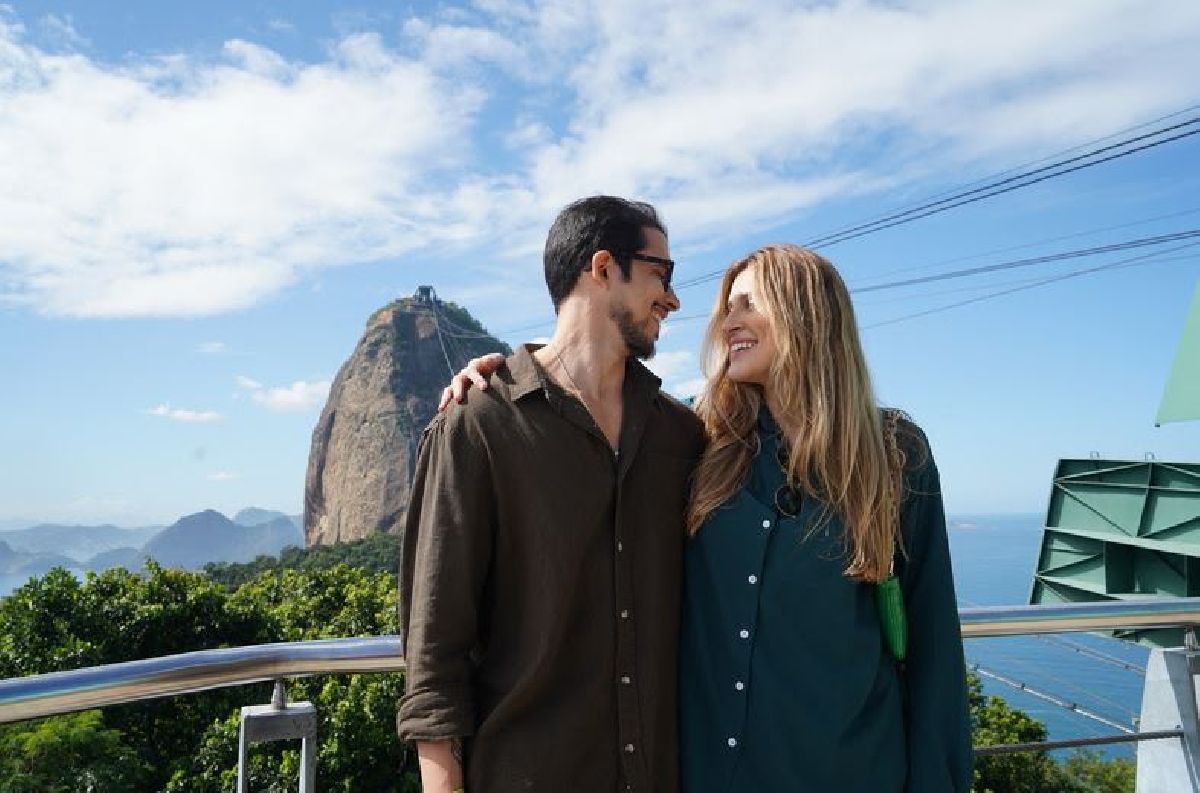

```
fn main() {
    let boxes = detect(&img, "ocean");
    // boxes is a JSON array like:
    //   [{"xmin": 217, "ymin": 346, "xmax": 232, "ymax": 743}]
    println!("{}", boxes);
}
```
[
  {"xmin": 0, "ymin": 515, "xmax": 1148, "ymax": 758},
  {"xmin": 951, "ymin": 514, "xmax": 1148, "ymax": 759}
]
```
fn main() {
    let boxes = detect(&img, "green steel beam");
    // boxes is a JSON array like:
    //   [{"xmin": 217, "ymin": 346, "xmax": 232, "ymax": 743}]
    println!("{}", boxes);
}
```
[{"xmin": 1157, "ymin": 281, "xmax": 1200, "ymax": 425}]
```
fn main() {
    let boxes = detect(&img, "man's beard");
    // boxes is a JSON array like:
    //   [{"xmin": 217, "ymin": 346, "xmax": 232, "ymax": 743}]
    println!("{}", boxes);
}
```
[{"xmin": 610, "ymin": 303, "xmax": 656, "ymax": 360}]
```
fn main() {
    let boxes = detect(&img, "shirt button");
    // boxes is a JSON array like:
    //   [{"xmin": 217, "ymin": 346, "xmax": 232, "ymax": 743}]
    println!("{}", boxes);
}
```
[
  {"xmin": 734, "ymin": 680, "xmax": 745, "ymax": 691},
  {"xmin": 727, "ymin": 737, "xmax": 738, "ymax": 748},
  {"xmin": 739, "ymin": 628, "xmax": 750, "ymax": 639},
  {"xmin": 617, "ymin": 540, "xmax": 624, "ymax": 552},
  {"xmin": 620, "ymin": 609, "xmax": 630, "ymax": 619},
  {"xmin": 621, "ymin": 675, "xmax": 632, "ymax": 685},
  {"xmin": 747, "ymin": 574, "xmax": 758, "ymax": 584},
  {"xmin": 625, "ymin": 743, "xmax": 636, "ymax": 753},
  {"xmin": 761, "ymin": 519, "xmax": 771, "ymax": 529}
]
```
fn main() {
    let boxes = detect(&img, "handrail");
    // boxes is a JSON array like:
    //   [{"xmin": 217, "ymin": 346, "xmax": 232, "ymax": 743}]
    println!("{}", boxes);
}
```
[
  {"xmin": 0, "ymin": 636, "xmax": 404, "ymax": 723},
  {"xmin": 958, "ymin": 596, "xmax": 1200, "ymax": 637},
  {"xmin": 2, "ymin": 597, "xmax": 1199, "ymax": 724}
]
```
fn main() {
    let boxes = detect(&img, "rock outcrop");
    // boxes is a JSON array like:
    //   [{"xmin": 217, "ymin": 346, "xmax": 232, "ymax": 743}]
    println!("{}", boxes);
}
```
[{"xmin": 304, "ymin": 289, "xmax": 510, "ymax": 547}]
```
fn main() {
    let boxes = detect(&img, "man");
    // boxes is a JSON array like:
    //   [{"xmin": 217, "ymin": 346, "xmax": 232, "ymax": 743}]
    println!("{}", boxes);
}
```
[{"xmin": 397, "ymin": 196, "xmax": 705, "ymax": 792}]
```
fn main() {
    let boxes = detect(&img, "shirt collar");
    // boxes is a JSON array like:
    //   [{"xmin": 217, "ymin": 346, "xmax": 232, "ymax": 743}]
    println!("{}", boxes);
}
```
[
  {"xmin": 756, "ymin": 404, "xmax": 780, "ymax": 436},
  {"xmin": 508, "ymin": 344, "xmax": 547, "ymax": 402}
]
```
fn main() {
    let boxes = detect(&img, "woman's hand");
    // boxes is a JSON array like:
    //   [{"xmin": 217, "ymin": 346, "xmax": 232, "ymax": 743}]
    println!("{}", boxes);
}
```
[{"xmin": 438, "ymin": 352, "xmax": 507, "ymax": 411}]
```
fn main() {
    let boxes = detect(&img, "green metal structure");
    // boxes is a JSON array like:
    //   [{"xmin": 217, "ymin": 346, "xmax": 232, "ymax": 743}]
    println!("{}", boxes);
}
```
[
  {"xmin": 1029, "ymin": 458, "xmax": 1200, "ymax": 647},
  {"xmin": 1157, "ymin": 282, "xmax": 1200, "ymax": 426}
]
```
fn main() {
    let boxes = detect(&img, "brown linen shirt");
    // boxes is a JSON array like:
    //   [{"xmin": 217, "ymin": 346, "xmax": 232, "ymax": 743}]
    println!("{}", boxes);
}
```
[{"xmin": 397, "ymin": 345, "xmax": 705, "ymax": 793}]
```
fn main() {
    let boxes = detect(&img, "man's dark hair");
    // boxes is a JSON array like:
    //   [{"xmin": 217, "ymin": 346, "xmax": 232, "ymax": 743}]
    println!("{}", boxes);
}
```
[{"xmin": 543, "ymin": 195, "xmax": 667, "ymax": 310}]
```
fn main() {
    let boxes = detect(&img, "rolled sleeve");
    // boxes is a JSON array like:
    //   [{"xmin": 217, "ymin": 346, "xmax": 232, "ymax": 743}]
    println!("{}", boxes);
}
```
[
  {"xmin": 899, "ymin": 435, "xmax": 974, "ymax": 792},
  {"xmin": 397, "ymin": 410, "xmax": 495, "ymax": 741}
]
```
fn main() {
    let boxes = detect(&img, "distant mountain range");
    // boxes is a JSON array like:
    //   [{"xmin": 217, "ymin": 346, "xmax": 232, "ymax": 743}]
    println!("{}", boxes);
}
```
[{"xmin": 0, "ymin": 508, "xmax": 304, "ymax": 588}]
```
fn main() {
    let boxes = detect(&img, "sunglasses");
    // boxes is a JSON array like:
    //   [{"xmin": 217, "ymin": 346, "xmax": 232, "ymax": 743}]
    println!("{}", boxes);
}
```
[{"xmin": 628, "ymin": 253, "xmax": 675, "ymax": 291}]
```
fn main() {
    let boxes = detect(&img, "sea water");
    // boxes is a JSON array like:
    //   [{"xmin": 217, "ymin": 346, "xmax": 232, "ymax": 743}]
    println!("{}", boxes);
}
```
[{"xmin": 951, "ymin": 514, "xmax": 1149, "ymax": 759}]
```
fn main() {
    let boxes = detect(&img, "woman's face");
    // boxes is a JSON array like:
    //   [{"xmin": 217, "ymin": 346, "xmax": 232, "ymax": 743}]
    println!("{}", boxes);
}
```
[{"xmin": 721, "ymin": 266, "xmax": 777, "ymax": 386}]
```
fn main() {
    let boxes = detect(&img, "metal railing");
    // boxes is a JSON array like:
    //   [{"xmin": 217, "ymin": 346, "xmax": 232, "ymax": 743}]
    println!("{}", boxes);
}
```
[
  {"xmin": 0, "ymin": 636, "xmax": 404, "ymax": 724},
  {"xmin": 2, "ymin": 596, "xmax": 1199, "ymax": 755}
]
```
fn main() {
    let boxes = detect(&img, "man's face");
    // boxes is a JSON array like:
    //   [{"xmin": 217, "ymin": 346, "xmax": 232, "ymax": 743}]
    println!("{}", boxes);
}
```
[{"xmin": 609, "ymin": 228, "xmax": 680, "ymax": 360}]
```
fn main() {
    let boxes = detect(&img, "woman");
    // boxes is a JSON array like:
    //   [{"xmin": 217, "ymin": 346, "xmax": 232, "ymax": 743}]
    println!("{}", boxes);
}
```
[
  {"xmin": 440, "ymin": 244, "xmax": 973, "ymax": 791},
  {"xmin": 679, "ymin": 244, "xmax": 972, "ymax": 792}
]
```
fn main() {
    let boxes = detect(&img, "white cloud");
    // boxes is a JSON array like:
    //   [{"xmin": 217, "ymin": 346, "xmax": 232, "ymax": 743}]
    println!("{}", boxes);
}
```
[
  {"xmin": 149, "ymin": 404, "xmax": 223, "ymax": 423},
  {"xmin": 670, "ymin": 377, "xmax": 706, "ymax": 400},
  {"xmin": 644, "ymin": 349, "xmax": 696, "ymax": 383},
  {"xmin": 0, "ymin": 24, "xmax": 483, "ymax": 318},
  {"xmin": 236, "ymin": 376, "xmax": 330, "ymax": 411},
  {"xmin": 207, "ymin": 471, "xmax": 237, "ymax": 481},
  {"xmin": 1, "ymin": 1, "xmax": 1198, "ymax": 318},
  {"xmin": 403, "ymin": 18, "xmax": 525, "ymax": 73},
  {"xmin": 37, "ymin": 13, "xmax": 87, "ymax": 50},
  {"xmin": 197, "ymin": 341, "xmax": 227, "ymax": 354}
]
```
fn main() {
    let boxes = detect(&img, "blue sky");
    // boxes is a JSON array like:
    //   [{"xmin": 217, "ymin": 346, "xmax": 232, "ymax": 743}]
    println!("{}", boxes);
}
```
[{"xmin": 0, "ymin": 0, "xmax": 1198, "ymax": 527}]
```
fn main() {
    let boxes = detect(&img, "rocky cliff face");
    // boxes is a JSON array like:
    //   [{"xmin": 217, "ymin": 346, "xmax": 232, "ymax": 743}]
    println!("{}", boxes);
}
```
[{"xmin": 304, "ymin": 291, "xmax": 510, "ymax": 547}]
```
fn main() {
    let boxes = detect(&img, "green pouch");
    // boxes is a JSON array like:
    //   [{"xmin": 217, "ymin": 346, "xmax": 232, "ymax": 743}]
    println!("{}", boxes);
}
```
[{"xmin": 875, "ymin": 574, "xmax": 907, "ymax": 663}]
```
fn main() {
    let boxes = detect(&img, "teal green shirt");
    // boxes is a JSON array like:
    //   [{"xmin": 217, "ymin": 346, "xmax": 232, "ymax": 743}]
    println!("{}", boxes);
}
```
[{"xmin": 679, "ymin": 411, "xmax": 972, "ymax": 792}]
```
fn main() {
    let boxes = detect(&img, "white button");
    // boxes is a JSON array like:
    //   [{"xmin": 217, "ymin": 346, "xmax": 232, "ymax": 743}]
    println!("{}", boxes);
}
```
[
  {"xmin": 620, "ymin": 609, "xmax": 630, "ymax": 619},
  {"xmin": 739, "ymin": 629, "xmax": 750, "ymax": 639},
  {"xmin": 734, "ymin": 680, "xmax": 745, "ymax": 691},
  {"xmin": 761, "ymin": 519, "xmax": 771, "ymax": 529},
  {"xmin": 747, "ymin": 575, "xmax": 758, "ymax": 584},
  {"xmin": 621, "ymin": 675, "xmax": 632, "ymax": 685},
  {"xmin": 617, "ymin": 540, "xmax": 624, "ymax": 552},
  {"xmin": 625, "ymin": 743, "xmax": 636, "ymax": 753},
  {"xmin": 727, "ymin": 737, "xmax": 738, "ymax": 748}
]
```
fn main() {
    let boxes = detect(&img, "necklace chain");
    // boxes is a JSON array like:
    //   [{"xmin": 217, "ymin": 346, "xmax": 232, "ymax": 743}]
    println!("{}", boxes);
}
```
[{"xmin": 552, "ymin": 345, "xmax": 586, "ymax": 398}]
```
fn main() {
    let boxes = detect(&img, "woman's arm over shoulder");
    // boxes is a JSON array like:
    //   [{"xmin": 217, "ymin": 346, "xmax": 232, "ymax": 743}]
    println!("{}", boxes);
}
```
[{"xmin": 894, "ymin": 419, "xmax": 974, "ymax": 792}]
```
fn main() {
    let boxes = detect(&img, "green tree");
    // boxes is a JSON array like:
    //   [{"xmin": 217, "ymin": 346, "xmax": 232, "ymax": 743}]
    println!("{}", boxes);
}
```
[
  {"xmin": 0, "ymin": 563, "xmax": 271, "ymax": 789},
  {"xmin": 0, "ymin": 710, "xmax": 149, "ymax": 793},
  {"xmin": 204, "ymin": 531, "xmax": 400, "ymax": 587},
  {"xmin": 970, "ymin": 673, "xmax": 1062, "ymax": 793},
  {"xmin": 1054, "ymin": 750, "xmax": 1135, "ymax": 793},
  {"xmin": 169, "ymin": 565, "xmax": 416, "ymax": 791}
]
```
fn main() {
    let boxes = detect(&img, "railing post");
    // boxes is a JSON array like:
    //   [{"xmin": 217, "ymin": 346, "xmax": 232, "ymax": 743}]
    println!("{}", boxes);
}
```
[
  {"xmin": 237, "ymin": 679, "xmax": 318, "ymax": 792},
  {"xmin": 1137, "ymin": 637, "xmax": 1200, "ymax": 792}
]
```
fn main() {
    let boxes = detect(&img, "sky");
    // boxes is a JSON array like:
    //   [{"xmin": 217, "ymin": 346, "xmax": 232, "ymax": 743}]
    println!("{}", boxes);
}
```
[{"xmin": 0, "ymin": 0, "xmax": 1199, "ymax": 528}]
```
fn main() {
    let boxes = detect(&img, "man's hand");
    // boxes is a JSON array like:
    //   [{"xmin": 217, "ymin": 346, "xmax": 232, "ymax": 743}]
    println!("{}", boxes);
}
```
[
  {"xmin": 438, "ymin": 353, "xmax": 506, "ymax": 411},
  {"xmin": 416, "ymin": 738, "xmax": 465, "ymax": 792}
]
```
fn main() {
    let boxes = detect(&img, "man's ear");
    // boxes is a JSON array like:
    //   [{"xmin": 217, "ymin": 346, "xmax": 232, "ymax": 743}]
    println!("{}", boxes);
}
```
[{"xmin": 587, "ymin": 250, "xmax": 613, "ymax": 287}]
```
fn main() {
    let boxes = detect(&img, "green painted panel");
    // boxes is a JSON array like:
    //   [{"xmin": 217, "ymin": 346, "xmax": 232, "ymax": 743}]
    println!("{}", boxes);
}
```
[
  {"xmin": 1031, "ymin": 457, "xmax": 1200, "ymax": 648},
  {"xmin": 1150, "ymin": 463, "xmax": 1200, "ymax": 489},
  {"xmin": 1157, "ymin": 281, "xmax": 1200, "ymax": 425},
  {"xmin": 1054, "ymin": 485, "xmax": 1144, "ymax": 534},
  {"xmin": 1132, "ymin": 550, "xmax": 1187, "ymax": 597},
  {"xmin": 1142, "ymin": 494, "xmax": 1200, "ymax": 539}
]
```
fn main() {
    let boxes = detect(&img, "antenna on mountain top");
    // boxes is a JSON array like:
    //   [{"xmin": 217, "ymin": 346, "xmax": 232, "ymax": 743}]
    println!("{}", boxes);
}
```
[{"xmin": 415, "ymin": 285, "xmax": 436, "ymax": 304}]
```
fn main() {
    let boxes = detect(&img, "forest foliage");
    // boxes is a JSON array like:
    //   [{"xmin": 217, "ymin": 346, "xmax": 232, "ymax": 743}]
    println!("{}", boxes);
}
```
[{"xmin": 0, "ymin": 543, "xmax": 1134, "ymax": 792}]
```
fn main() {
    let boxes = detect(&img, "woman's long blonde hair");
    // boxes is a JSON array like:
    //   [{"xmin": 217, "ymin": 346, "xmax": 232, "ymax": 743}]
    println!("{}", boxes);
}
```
[{"xmin": 686, "ymin": 244, "xmax": 914, "ymax": 582}]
